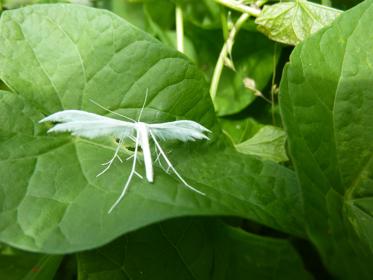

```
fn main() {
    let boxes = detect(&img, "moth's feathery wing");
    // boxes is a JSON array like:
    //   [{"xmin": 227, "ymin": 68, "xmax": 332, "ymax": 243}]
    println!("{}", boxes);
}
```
[
  {"xmin": 149, "ymin": 120, "xmax": 210, "ymax": 142},
  {"xmin": 40, "ymin": 110, "xmax": 136, "ymax": 139}
]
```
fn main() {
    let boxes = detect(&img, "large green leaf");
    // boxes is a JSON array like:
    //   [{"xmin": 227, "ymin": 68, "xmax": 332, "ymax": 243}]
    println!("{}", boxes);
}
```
[
  {"xmin": 3, "ymin": 0, "xmax": 92, "ymax": 9},
  {"xmin": 0, "ymin": 4, "xmax": 304, "ymax": 253},
  {"xmin": 256, "ymin": 0, "xmax": 341, "ymax": 45},
  {"xmin": 77, "ymin": 217, "xmax": 311, "ymax": 280},
  {"xmin": 280, "ymin": 0, "xmax": 373, "ymax": 278}
]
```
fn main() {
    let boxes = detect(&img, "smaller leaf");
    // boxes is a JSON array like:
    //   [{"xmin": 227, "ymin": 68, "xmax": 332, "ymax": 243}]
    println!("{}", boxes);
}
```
[
  {"xmin": 236, "ymin": 126, "xmax": 288, "ymax": 163},
  {"xmin": 255, "ymin": 0, "xmax": 342, "ymax": 45},
  {"xmin": 220, "ymin": 117, "xmax": 262, "ymax": 145}
]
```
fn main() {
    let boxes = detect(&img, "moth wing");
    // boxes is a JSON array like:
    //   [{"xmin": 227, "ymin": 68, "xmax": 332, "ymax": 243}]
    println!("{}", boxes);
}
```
[
  {"xmin": 40, "ymin": 110, "xmax": 135, "ymax": 139},
  {"xmin": 40, "ymin": 110, "xmax": 117, "ymax": 123},
  {"xmin": 149, "ymin": 120, "xmax": 210, "ymax": 142}
]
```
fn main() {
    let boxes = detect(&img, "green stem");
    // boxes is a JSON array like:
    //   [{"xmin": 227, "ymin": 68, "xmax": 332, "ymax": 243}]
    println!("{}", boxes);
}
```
[
  {"xmin": 210, "ymin": 13, "xmax": 250, "ymax": 100},
  {"xmin": 220, "ymin": 10, "xmax": 229, "ymax": 40},
  {"xmin": 175, "ymin": 6, "xmax": 184, "ymax": 53},
  {"xmin": 271, "ymin": 43, "xmax": 279, "ymax": 125},
  {"xmin": 215, "ymin": 0, "xmax": 261, "ymax": 17},
  {"xmin": 256, "ymin": 0, "xmax": 268, "ymax": 7}
]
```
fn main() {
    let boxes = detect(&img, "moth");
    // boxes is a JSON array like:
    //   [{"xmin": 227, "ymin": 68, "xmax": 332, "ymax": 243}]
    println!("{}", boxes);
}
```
[{"xmin": 39, "ymin": 94, "xmax": 210, "ymax": 213}]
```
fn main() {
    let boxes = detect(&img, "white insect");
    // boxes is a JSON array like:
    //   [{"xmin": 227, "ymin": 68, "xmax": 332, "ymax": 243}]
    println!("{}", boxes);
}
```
[{"xmin": 39, "ymin": 92, "xmax": 210, "ymax": 213}]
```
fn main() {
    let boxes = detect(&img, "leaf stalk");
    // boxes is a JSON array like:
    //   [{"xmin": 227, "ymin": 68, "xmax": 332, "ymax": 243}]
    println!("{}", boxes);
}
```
[
  {"xmin": 175, "ymin": 6, "xmax": 184, "ymax": 53},
  {"xmin": 210, "ymin": 13, "xmax": 250, "ymax": 100},
  {"xmin": 215, "ymin": 0, "xmax": 261, "ymax": 17}
]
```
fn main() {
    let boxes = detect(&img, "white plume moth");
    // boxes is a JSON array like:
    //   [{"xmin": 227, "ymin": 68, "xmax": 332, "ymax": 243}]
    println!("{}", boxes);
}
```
[{"xmin": 39, "ymin": 92, "xmax": 210, "ymax": 213}]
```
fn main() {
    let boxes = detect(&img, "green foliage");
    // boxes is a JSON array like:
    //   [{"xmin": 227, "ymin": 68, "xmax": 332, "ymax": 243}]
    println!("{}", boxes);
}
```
[
  {"xmin": 0, "ymin": 4, "xmax": 304, "ymax": 254},
  {"xmin": 236, "ymin": 126, "xmax": 288, "ymax": 163},
  {"xmin": 220, "ymin": 117, "xmax": 262, "ymax": 144},
  {"xmin": 172, "ymin": 0, "xmax": 221, "ymax": 29},
  {"xmin": 280, "ymin": 0, "xmax": 373, "ymax": 277},
  {"xmin": 0, "ymin": 249, "xmax": 62, "ymax": 280},
  {"xmin": 77, "ymin": 218, "xmax": 311, "ymax": 280},
  {"xmin": 214, "ymin": 29, "xmax": 276, "ymax": 116},
  {"xmin": 0, "ymin": 0, "xmax": 371, "ymax": 279},
  {"xmin": 256, "ymin": 0, "xmax": 342, "ymax": 45}
]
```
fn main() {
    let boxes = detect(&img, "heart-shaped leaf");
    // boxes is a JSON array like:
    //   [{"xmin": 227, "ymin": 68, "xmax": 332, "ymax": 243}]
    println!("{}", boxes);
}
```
[
  {"xmin": 256, "ymin": 0, "xmax": 341, "ymax": 45},
  {"xmin": 0, "ymin": 4, "xmax": 304, "ymax": 253}
]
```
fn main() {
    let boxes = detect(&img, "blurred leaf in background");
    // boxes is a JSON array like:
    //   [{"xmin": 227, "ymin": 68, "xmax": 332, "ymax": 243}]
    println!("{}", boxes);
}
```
[
  {"xmin": 256, "ymin": 0, "xmax": 342, "ymax": 45},
  {"xmin": 214, "ymin": 28, "xmax": 277, "ymax": 116},
  {"xmin": 0, "ymin": 247, "xmax": 62, "ymax": 280}
]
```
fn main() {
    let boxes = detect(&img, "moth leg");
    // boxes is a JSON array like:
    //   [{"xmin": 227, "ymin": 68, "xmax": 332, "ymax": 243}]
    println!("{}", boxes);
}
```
[
  {"xmin": 149, "ymin": 130, "xmax": 205, "ymax": 196},
  {"xmin": 97, "ymin": 137, "xmax": 125, "ymax": 177},
  {"xmin": 116, "ymin": 154, "xmax": 123, "ymax": 163},
  {"xmin": 108, "ymin": 131, "xmax": 140, "ymax": 213},
  {"xmin": 134, "ymin": 171, "xmax": 144, "ymax": 179},
  {"xmin": 153, "ymin": 144, "xmax": 167, "ymax": 172},
  {"xmin": 126, "ymin": 154, "xmax": 142, "ymax": 164},
  {"xmin": 126, "ymin": 154, "xmax": 134, "ymax": 161}
]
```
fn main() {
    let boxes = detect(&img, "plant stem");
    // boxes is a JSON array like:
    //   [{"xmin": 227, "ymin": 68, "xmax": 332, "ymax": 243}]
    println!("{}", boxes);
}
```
[
  {"xmin": 175, "ymin": 6, "xmax": 184, "ymax": 53},
  {"xmin": 220, "ymin": 10, "xmax": 229, "ymax": 40},
  {"xmin": 210, "ymin": 13, "xmax": 250, "ymax": 100},
  {"xmin": 215, "ymin": 0, "xmax": 261, "ymax": 17},
  {"xmin": 271, "ymin": 43, "xmax": 279, "ymax": 125},
  {"xmin": 256, "ymin": 0, "xmax": 268, "ymax": 7}
]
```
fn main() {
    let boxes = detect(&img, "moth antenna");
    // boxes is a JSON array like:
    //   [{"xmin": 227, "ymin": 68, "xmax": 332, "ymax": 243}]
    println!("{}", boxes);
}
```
[
  {"xmin": 89, "ymin": 98, "xmax": 136, "ymax": 122},
  {"xmin": 108, "ymin": 131, "xmax": 140, "ymax": 213},
  {"xmin": 137, "ymin": 88, "xmax": 149, "ymax": 122},
  {"xmin": 149, "ymin": 130, "xmax": 205, "ymax": 196}
]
